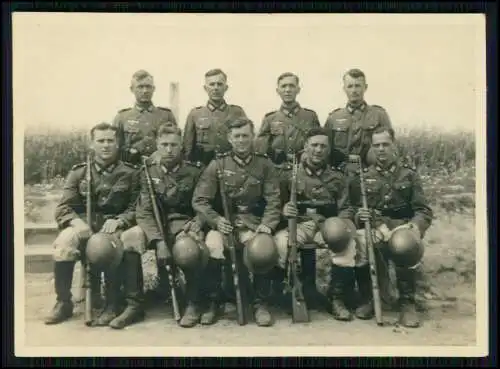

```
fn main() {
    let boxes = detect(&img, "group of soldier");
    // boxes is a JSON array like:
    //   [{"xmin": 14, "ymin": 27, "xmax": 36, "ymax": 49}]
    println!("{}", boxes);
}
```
[{"xmin": 43, "ymin": 67, "xmax": 434, "ymax": 332}]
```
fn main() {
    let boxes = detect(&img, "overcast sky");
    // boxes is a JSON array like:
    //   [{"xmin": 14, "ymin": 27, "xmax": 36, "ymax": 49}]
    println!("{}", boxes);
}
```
[{"xmin": 13, "ymin": 13, "xmax": 485, "ymax": 134}]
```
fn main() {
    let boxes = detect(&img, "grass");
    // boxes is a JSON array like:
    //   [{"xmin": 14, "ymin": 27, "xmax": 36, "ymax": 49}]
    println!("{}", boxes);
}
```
[{"xmin": 23, "ymin": 127, "xmax": 477, "ymax": 308}]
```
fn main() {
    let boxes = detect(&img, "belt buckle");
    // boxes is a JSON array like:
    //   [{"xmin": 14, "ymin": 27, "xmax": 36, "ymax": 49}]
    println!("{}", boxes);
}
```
[
  {"xmin": 306, "ymin": 208, "xmax": 317, "ymax": 215},
  {"xmin": 237, "ymin": 205, "xmax": 249, "ymax": 213}
]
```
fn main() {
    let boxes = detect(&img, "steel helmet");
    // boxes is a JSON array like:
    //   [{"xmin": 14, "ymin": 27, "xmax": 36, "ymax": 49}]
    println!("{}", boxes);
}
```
[
  {"xmin": 172, "ymin": 235, "xmax": 209, "ymax": 272},
  {"xmin": 85, "ymin": 233, "xmax": 124, "ymax": 271},
  {"xmin": 244, "ymin": 233, "xmax": 279, "ymax": 275},
  {"xmin": 387, "ymin": 228, "xmax": 424, "ymax": 268},
  {"xmin": 320, "ymin": 217, "xmax": 355, "ymax": 253}
]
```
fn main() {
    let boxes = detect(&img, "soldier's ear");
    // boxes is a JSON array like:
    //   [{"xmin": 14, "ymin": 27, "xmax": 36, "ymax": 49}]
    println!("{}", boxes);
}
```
[{"xmin": 296, "ymin": 86, "xmax": 301, "ymax": 95}]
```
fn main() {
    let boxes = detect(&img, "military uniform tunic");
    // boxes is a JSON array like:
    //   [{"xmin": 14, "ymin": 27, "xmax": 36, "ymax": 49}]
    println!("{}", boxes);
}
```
[
  {"xmin": 134, "ymin": 158, "xmax": 205, "ymax": 247},
  {"xmin": 339, "ymin": 159, "xmax": 434, "ymax": 236},
  {"xmin": 182, "ymin": 100, "xmax": 247, "ymax": 166},
  {"xmin": 324, "ymin": 102, "xmax": 392, "ymax": 168},
  {"xmin": 274, "ymin": 161, "xmax": 351, "ymax": 268},
  {"xmin": 192, "ymin": 152, "xmax": 281, "ymax": 259},
  {"xmin": 255, "ymin": 103, "xmax": 321, "ymax": 165},
  {"xmin": 112, "ymin": 104, "xmax": 178, "ymax": 165},
  {"xmin": 53, "ymin": 160, "xmax": 140, "ymax": 261}
]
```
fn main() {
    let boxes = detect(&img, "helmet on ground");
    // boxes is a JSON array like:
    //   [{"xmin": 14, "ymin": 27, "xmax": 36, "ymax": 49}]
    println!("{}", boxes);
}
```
[
  {"xmin": 172, "ymin": 235, "xmax": 209, "ymax": 272},
  {"xmin": 320, "ymin": 217, "xmax": 355, "ymax": 253},
  {"xmin": 387, "ymin": 228, "xmax": 424, "ymax": 268},
  {"xmin": 85, "ymin": 233, "xmax": 124, "ymax": 271},
  {"xmin": 244, "ymin": 233, "xmax": 279, "ymax": 275}
]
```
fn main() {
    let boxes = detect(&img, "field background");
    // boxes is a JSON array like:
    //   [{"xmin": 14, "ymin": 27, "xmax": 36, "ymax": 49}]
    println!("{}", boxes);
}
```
[{"xmin": 23, "ymin": 127, "xmax": 477, "ymax": 316}]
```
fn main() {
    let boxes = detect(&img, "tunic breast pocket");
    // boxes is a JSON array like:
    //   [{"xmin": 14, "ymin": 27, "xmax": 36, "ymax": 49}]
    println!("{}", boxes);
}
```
[
  {"xmin": 364, "ymin": 180, "xmax": 383, "ymax": 206},
  {"xmin": 243, "ymin": 177, "xmax": 262, "ymax": 198},
  {"xmin": 105, "ymin": 185, "xmax": 130, "ymax": 204},
  {"xmin": 332, "ymin": 121, "xmax": 350, "ymax": 149},
  {"xmin": 392, "ymin": 181, "xmax": 412, "ymax": 206},
  {"xmin": 195, "ymin": 120, "xmax": 211, "ymax": 143}
]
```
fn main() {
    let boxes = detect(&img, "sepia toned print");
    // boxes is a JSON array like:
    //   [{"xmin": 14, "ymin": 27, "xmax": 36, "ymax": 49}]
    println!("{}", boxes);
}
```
[{"xmin": 14, "ymin": 13, "xmax": 487, "ymax": 357}]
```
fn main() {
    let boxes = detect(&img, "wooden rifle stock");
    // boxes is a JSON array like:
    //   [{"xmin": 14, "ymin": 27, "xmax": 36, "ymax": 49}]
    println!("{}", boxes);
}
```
[
  {"xmin": 216, "ymin": 157, "xmax": 248, "ymax": 326},
  {"xmin": 83, "ymin": 153, "xmax": 94, "ymax": 326},
  {"xmin": 352, "ymin": 155, "xmax": 384, "ymax": 326},
  {"xmin": 141, "ymin": 156, "xmax": 181, "ymax": 322},
  {"xmin": 284, "ymin": 154, "xmax": 310, "ymax": 323}
]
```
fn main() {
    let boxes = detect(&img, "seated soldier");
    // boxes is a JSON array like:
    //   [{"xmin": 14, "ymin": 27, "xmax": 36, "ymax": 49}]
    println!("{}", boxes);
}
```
[
  {"xmin": 275, "ymin": 127, "xmax": 357, "ymax": 317},
  {"xmin": 44, "ymin": 122, "xmax": 141, "ymax": 327},
  {"xmin": 339, "ymin": 126, "xmax": 434, "ymax": 328},
  {"xmin": 121, "ymin": 124, "xmax": 210, "ymax": 328},
  {"xmin": 192, "ymin": 117, "xmax": 282, "ymax": 327}
]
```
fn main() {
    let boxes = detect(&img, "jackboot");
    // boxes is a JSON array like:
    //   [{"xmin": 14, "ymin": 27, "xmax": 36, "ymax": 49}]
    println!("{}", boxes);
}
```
[
  {"xmin": 93, "ymin": 270, "xmax": 122, "ymax": 326},
  {"xmin": 253, "ymin": 273, "xmax": 274, "ymax": 327},
  {"xmin": 396, "ymin": 267, "xmax": 420, "ymax": 328},
  {"xmin": 109, "ymin": 252, "xmax": 145, "ymax": 329},
  {"xmin": 44, "ymin": 261, "xmax": 75, "ymax": 325},
  {"xmin": 90, "ymin": 271, "xmax": 104, "ymax": 311},
  {"xmin": 179, "ymin": 272, "xmax": 202, "ymax": 328},
  {"xmin": 355, "ymin": 265, "xmax": 375, "ymax": 320},
  {"xmin": 328, "ymin": 265, "xmax": 354, "ymax": 321},
  {"xmin": 200, "ymin": 259, "xmax": 222, "ymax": 325}
]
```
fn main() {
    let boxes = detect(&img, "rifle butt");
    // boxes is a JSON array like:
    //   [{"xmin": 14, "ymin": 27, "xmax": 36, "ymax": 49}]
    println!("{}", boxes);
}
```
[{"xmin": 291, "ymin": 289, "xmax": 310, "ymax": 323}]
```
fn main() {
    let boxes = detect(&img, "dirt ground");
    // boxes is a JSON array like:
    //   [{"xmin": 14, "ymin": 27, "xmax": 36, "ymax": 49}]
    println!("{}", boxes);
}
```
[{"xmin": 22, "ymin": 271, "xmax": 478, "ymax": 350}]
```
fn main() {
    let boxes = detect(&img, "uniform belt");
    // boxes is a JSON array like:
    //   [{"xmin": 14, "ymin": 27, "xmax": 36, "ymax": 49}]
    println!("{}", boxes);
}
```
[{"xmin": 234, "ymin": 205, "xmax": 251, "ymax": 213}]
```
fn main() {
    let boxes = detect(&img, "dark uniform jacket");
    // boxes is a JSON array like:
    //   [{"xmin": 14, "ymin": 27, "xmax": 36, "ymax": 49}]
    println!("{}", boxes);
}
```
[
  {"xmin": 254, "ymin": 103, "xmax": 320, "ymax": 166},
  {"xmin": 54, "ymin": 160, "xmax": 140, "ymax": 232},
  {"xmin": 182, "ymin": 100, "xmax": 247, "ymax": 166},
  {"xmin": 135, "ymin": 157, "xmax": 205, "ymax": 245},
  {"xmin": 112, "ymin": 103, "xmax": 178, "ymax": 165},
  {"xmin": 338, "ymin": 158, "xmax": 434, "ymax": 236},
  {"xmin": 324, "ymin": 101, "xmax": 392, "ymax": 168},
  {"xmin": 192, "ymin": 152, "xmax": 282, "ymax": 233},
  {"xmin": 280, "ymin": 160, "xmax": 347, "ymax": 225}
]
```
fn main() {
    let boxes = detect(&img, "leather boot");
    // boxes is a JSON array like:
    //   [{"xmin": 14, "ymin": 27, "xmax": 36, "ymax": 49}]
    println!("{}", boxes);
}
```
[
  {"xmin": 253, "ymin": 273, "xmax": 274, "ymax": 327},
  {"xmin": 90, "ymin": 271, "xmax": 104, "ymax": 311},
  {"xmin": 44, "ymin": 261, "xmax": 75, "ymax": 325},
  {"xmin": 355, "ymin": 265, "xmax": 375, "ymax": 320},
  {"xmin": 179, "ymin": 271, "xmax": 202, "ymax": 328},
  {"xmin": 109, "ymin": 252, "xmax": 145, "ymax": 329},
  {"xmin": 328, "ymin": 265, "xmax": 354, "ymax": 321},
  {"xmin": 301, "ymin": 249, "xmax": 328, "ymax": 311},
  {"xmin": 396, "ymin": 267, "xmax": 420, "ymax": 328},
  {"xmin": 94, "ymin": 270, "xmax": 121, "ymax": 326},
  {"xmin": 200, "ymin": 259, "xmax": 222, "ymax": 325}
]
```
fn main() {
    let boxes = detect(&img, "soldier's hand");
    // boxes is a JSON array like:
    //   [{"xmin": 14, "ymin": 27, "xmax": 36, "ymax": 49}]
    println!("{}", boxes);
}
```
[
  {"xmin": 70, "ymin": 219, "xmax": 92, "ymax": 239},
  {"xmin": 356, "ymin": 208, "xmax": 372, "ymax": 222},
  {"xmin": 283, "ymin": 202, "xmax": 298, "ymax": 218},
  {"xmin": 100, "ymin": 219, "xmax": 122, "ymax": 233},
  {"xmin": 217, "ymin": 217, "xmax": 233, "ymax": 235},
  {"xmin": 156, "ymin": 241, "xmax": 172, "ymax": 267},
  {"xmin": 183, "ymin": 219, "xmax": 201, "ymax": 234},
  {"xmin": 129, "ymin": 148, "xmax": 138, "ymax": 154}
]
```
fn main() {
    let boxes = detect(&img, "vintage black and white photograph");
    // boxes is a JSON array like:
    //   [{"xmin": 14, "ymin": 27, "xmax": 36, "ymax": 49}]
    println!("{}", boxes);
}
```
[{"xmin": 13, "ymin": 12, "xmax": 488, "ymax": 357}]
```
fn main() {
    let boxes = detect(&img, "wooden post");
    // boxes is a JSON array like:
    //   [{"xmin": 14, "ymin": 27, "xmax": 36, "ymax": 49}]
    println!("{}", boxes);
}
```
[{"xmin": 169, "ymin": 82, "xmax": 180, "ymax": 123}]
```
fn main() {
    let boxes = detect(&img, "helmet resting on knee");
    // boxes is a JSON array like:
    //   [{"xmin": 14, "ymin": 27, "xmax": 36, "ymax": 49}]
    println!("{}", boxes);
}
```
[
  {"xmin": 172, "ymin": 234, "xmax": 209, "ymax": 272},
  {"xmin": 320, "ymin": 217, "xmax": 355, "ymax": 253},
  {"xmin": 85, "ymin": 233, "xmax": 124, "ymax": 271},
  {"xmin": 244, "ymin": 233, "xmax": 279, "ymax": 275},
  {"xmin": 387, "ymin": 228, "xmax": 424, "ymax": 268}
]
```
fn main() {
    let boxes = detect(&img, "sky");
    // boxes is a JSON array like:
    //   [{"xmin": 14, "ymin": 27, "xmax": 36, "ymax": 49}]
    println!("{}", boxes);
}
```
[{"xmin": 13, "ymin": 13, "xmax": 485, "ymax": 134}]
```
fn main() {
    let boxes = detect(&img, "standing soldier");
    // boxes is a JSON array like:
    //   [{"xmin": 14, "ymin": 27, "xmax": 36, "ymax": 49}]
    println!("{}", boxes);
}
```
[
  {"xmin": 339, "ymin": 127, "xmax": 433, "ymax": 327},
  {"xmin": 274, "ymin": 128, "xmax": 357, "ymax": 316},
  {"xmin": 183, "ymin": 68, "xmax": 248, "ymax": 166},
  {"xmin": 120, "ymin": 124, "xmax": 211, "ymax": 328},
  {"xmin": 192, "ymin": 117, "xmax": 282, "ymax": 327},
  {"xmin": 324, "ymin": 68, "xmax": 393, "ymax": 169},
  {"xmin": 112, "ymin": 70, "xmax": 178, "ymax": 166},
  {"xmin": 254, "ymin": 72, "xmax": 322, "ymax": 307},
  {"xmin": 44, "ymin": 122, "xmax": 141, "ymax": 327}
]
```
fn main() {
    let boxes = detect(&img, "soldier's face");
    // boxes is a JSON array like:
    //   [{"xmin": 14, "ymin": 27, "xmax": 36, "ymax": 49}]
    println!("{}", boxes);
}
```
[
  {"xmin": 204, "ymin": 74, "xmax": 228, "ymax": 101},
  {"xmin": 343, "ymin": 75, "xmax": 367, "ymax": 103},
  {"xmin": 304, "ymin": 135, "xmax": 330, "ymax": 165},
  {"xmin": 156, "ymin": 133, "xmax": 182, "ymax": 162},
  {"xmin": 91, "ymin": 129, "xmax": 119, "ymax": 161},
  {"xmin": 228, "ymin": 124, "xmax": 254, "ymax": 155},
  {"xmin": 276, "ymin": 76, "xmax": 300, "ymax": 103},
  {"xmin": 371, "ymin": 131, "xmax": 395, "ymax": 163},
  {"xmin": 131, "ymin": 77, "xmax": 155, "ymax": 103}
]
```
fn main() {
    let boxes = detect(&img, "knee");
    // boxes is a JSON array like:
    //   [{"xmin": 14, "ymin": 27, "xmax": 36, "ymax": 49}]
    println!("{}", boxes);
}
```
[
  {"xmin": 120, "ymin": 226, "xmax": 147, "ymax": 254},
  {"xmin": 205, "ymin": 230, "xmax": 225, "ymax": 260},
  {"xmin": 52, "ymin": 227, "xmax": 81, "ymax": 262}
]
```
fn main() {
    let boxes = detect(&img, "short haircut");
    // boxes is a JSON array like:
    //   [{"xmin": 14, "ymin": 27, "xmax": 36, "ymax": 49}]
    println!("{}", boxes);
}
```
[
  {"xmin": 372, "ymin": 126, "xmax": 396, "ymax": 142},
  {"xmin": 277, "ymin": 72, "xmax": 299, "ymax": 85},
  {"xmin": 305, "ymin": 127, "xmax": 330, "ymax": 141},
  {"xmin": 205, "ymin": 68, "xmax": 227, "ymax": 81},
  {"xmin": 90, "ymin": 122, "xmax": 117, "ymax": 140},
  {"xmin": 157, "ymin": 124, "xmax": 182, "ymax": 139},
  {"xmin": 131, "ymin": 70, "xmax": 153, "ymax": 84},
  {"xmin": 343, "ymin": 68, "xmax": 366, "ymax": 82},
  {"xmin": 227, "ymin": 117, "xmax": 254, "ymax": 133}
]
